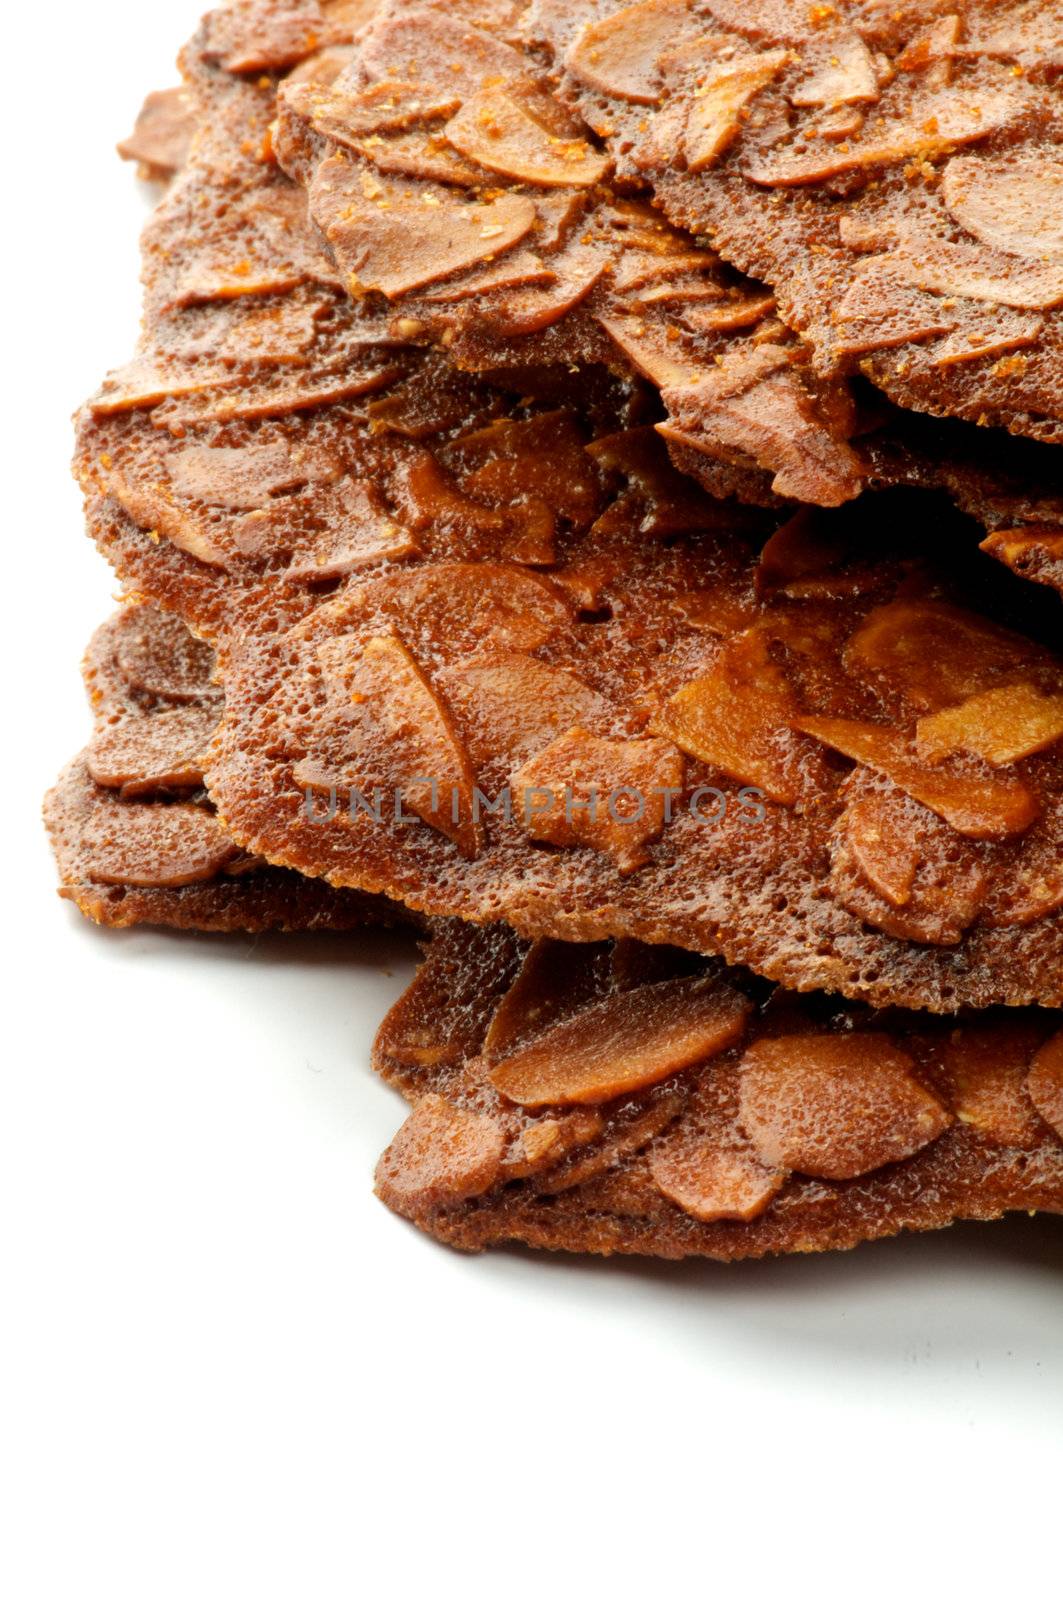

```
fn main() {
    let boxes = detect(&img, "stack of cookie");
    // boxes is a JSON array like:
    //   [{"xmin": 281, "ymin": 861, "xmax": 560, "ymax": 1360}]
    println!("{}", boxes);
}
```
[{"xmin": 48, "ymin": 0, "xmax": 1063, "ymax": 1260}]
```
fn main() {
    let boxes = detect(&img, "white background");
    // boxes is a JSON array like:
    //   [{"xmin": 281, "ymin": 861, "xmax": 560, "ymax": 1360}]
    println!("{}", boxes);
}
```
[{"xmin": 1, "ymin": 5, "xmax": 1059, "ymax": 1596}]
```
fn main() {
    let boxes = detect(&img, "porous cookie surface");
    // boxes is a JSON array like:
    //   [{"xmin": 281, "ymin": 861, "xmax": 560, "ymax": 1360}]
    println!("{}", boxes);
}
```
[
  {"xmin": 273, "ymin": 0, "xmax": 861, "ymax": 506},
  {"xmin": 534, "ymin": 0, "xmax": 1063, "ymax": 446},
  {"xmin": 44, "ymin": 606, "xmax": 401, "ymax": 933},
  {"xmin": 267, "ymin": 0, "xmax": 1063, "ymax": 565},
  {"xmin": 85, "ymin": 0, "xmax": 1063, "ymax": 609},
  {"xmin": 207, "ymin": 489, "xmax": 1063, "ymax": 1010},
  {"xmin": 373, "ymin": 921, "xmax": 1063, "ymax": 1258}
]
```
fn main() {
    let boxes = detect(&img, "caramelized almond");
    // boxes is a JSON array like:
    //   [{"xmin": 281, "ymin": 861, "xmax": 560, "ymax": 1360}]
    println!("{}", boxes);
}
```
[
  {"xmin": 86, "ymin": 706, "xmax": 216, "ymax": 795},
  {"xmin": 650, "ymin": 1099, "xmax": 786, "ymax": 1222},
  {"xmin": 82, "ymin": 802, "xmax": 237, "ymax": 888},
  {"xmin": 791, "ymin": 32, "xmax": 876, "ymax": 107},
  {"xmin": 739, "ymin": 1034, "xmax": 952, "ymax": 1180},
  {"xmin": 684, "ymin": 49, "xmax": 792, "ymax": 171},
  {"xmin": 796, "ymin": 716, "xmax": 1040, "ymax": 839},
  {"xmin": 445, "ymin": 90, "xmax": 609, "ymax": 186},
  {"xmin": 375, "ymin": 1094, "xmax": 506, "ymax": 1211},
  {"xmin": 941, "ymin": 1023, "xmax": 1046, "ymax": 1149},
  {"xmin": 915, "ymin": 684, "xmax": 1063, "ymax": 767},
  {"xmin": 565, "ymin": 0, "xmax": 699, "ymax": 104},
  {"xmin": 744, "ymin": 88, "xmax": 1023, "ymax": 186},
  {"xmin": 844, "ymin": 600, "xmax": 1041, "ymax": 712},
  {"xmin": 309, "ymin": 156, "xmax": 536, "ymax": 297},
  {"xmin": 318, "ymin": 633, "xmax": 483, "ymax": 857},
  {"xmin": 651, "ymin": 629, "xmax": 804, "ymax": 804},
  {"xmin": 942, "ymin": 157, "xmax": 1063, "ymax": 263},
  {"xmin": 512, "ymin": 727, "xmax": 684, "ymax": 872},
  {"xmin": 489, "ymin": 975, "xmax": 751, "ymax": 1107}
]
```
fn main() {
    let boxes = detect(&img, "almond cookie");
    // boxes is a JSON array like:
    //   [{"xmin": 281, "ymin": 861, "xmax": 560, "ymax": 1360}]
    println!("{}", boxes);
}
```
[
  {"xmin": 205, "ymin": 489, "xmax": 1063, "ymax": 1010},
  {"xmin": 539, "ymin": 0, "xmax": 1063, "ymax": 447},
  {"xmin": 373, "ymin": 920, "xmax": 1063, "ymax": 1258}
]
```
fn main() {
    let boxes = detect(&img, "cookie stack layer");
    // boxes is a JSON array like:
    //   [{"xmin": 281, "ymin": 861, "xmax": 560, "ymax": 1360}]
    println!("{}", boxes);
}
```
[{"xmin": 49, "ymin": 0, "xmax": 1062, "ymax": 1259}]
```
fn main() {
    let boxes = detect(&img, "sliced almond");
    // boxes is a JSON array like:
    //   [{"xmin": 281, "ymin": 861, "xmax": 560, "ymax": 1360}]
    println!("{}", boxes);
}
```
[
  {"xmin": 374, "ymin": 1094, "xmax": 506, "ymax": 1211},
  {"xmin": 843, "ymin": 599, "xmax": 1041, "ymax": 712},
  {"xmin": 651, "ymin": 628, "xmax": 804, "ymax": 805},
  {"xmin": 318, "ymin": 633, "xmax": 483, "ymax": 857},
  {"xmin": 284, "ymin": 79, "xmax": 460, "ymax": 147},
  {"xmin": 512, "ymin": 726, "xmax": 684, "ymax": 872},
  {"xmin": 440, "ymin": 651, "xmax": 613, "ymax": 767},
  {"xmin": 167, "ymin": 441, "xmax": 341, "ymax": 510},
  {"xmin": 684, "ymin": 49, "xmax": 791, "ymax": 172},
  {"xmin": 941, "ymin": 1023, "xmax": 1047, "ymax": 1149},
  {"xmin": 445, "ymin": 90, "xmax": 608, "ymax": 187},
  {"xmin": 796, "ymin": 716, "xmax": 1039, "ymax": 839},
  {"xmin": 942, "ymin": 156, "xmax": 1063, "ymax": 262},
  {"xmin": 309, "ymin": 156, "xmax": 536, "ymax": 297},
  {"xmin": 82, "ymin": 801, "xmax": 237, "ymax": 888},
  {"xmin": 86, "ymin": 706, "xmax": 216, "ymax": 795},
  {"xmin": 739, "ymin": 1034, "xmax": 952, "ymax": 1180},
  {"xmin": 650, "ymin": 1089, "xmax": 786, "ymax": 1222},
  {"xmin": 565, "ymin": 0, "xmax": 699, "ymax": 104},
  {"xmin": 884, "ymin": 239, "xmax": 1063, "ymax": 312},
  {"xmin": 489, "ymin": 975, "xmax": 751, "ymax": 1107},
  {"xmin": 791, "ymin": 32, "xmax": 877, "ymax": 107},
  {"xmin": 744, "ymin": 87, "xmax": 1023, "ymax": 186},
  {"xmin": 915, "ymin": 684, "xmax": 1063, "ymax": 767}
]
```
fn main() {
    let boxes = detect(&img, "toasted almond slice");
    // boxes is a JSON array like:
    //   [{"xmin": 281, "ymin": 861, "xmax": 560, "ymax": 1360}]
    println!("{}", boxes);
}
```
[
  {"xmin": 489, "ymin": 975, "xmax": 751, "ymax": 1107},
  {"xmin": 445, "ymin": 90, "xmax": 608, "ymax": 186},
  {"xmin": 942, "ymin": 1023, "xmax": 1047, "ymax": 1149},
  {"xmin": 1026, "ymin": 1032, "xmax": 1063, "ymax": 1140},
  {"xmin": 101, "ymin": 466, "xmax": 230, "ymax": 568},
  {"xmin": 354, "ymin": 9, "xmax": 526, "ymax": 101},
  {"xmin": 299, "ymin": 561, "xmax": 574, "ymax": 651},
  {"xmin": 86, "ymin": 706, "xmax": 216, "ymax": 795},
  {"xmin": 111, "ymin": 608, "xmax": 217, "ymax": 704},
  {"xmin": 598, "ymin": 313, "xmax": 698, "ymax": 387},
  {"xmin": 660, "ymin": 347, "xmax": 863, "ymax": 505},
  {"xmin": 167, "ymin": 441, "xmax": 341, "ymax": 510},
  {"xmin": 82, "ymin": 802, "xmax": 237, "ymax": 888},
  {"xmin": 318, "ymin": 633, "xmax": 483, "ymax": 857},
  {"xmin": 484, "ymin": 940, "xmax": 607, "ymax": 1060},
  {"xmin": 651, "ymin": 628, "xmax": 803, "ymax": 804},
  {"xmin": 440, "ymin": 652, "xmax": 613, "ymax": 767},
  {"xmin": 375, "ymin": 1094, "xmax": 506, "ymax": 1211},
  {"xmin": 884, "ymin": 240, "xmax": 1063, "ymax": 311},
  {"xmin": 283, "ymin": 79, "xmax": 460, "ymax": 146},
  {"xmin": 844, "ymin": 599, "xmax": 1041, "ymax": 712},
  {"xmin": 942, "ymin": 156, "xmax": 1063, "ymax": 262},
  {"xmin": 791, "ymin": 31, "xmax": 876, "ymax": 107},
  {"xmin": 512, "ymin": 726, "xmax": 684, "ymax": 872},
  {"xmin": 566, "ymin": 0, "xmax": 699, "ymax": 104},
  {"xmin": 832, "ymin": 771, "xmax": 989, "ymax": 946},
  {"xmin": 309, "ymin": 155, "xmax": 536, "ymax": 297},
  {"xmin": 684, "ymin": 49, "xmax": 792, "ymax": 171},
  {"xmin": 842, "ymin": 788, "xmax": 919, "ymax": 908},
  {"xmin": 916, "ymin": 684, "xmax": 1063, "ymax": 767},
  {"xmin": 739, "ymin": 1034, "xmax": 952, "ymax": 1180},
  {"xmin": 680, "ymin": 291, "xmax": 777, "ymax": 333},
  {"xmin": 796, "ymin": 716, "xmax": 1040, "ymax": 839},
  {"xmin": 650, "ymin": 1108, "xmax": 786, "ymax": 1222},
  {"xmin": 744, "ymin": 87, "xmax": 1023, "ymax": 186}
]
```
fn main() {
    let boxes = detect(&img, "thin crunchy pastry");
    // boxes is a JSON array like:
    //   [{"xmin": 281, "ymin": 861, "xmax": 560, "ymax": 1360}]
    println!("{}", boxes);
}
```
[{"xmin": 373, "ymin": 920, "xmax": 1063, "ymax": 1258}]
